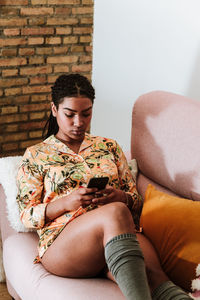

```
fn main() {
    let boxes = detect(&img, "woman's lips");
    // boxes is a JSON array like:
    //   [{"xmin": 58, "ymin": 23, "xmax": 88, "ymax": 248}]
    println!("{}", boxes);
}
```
[{"xmin": 71, "ymin": 130, "xmax": 84, "ymax": 136}]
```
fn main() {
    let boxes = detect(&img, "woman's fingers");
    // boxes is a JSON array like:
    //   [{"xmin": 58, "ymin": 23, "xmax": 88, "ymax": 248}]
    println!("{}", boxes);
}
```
[{"xmin": 92, "ymin": 193, "xmax": 113, "ymax": 205}]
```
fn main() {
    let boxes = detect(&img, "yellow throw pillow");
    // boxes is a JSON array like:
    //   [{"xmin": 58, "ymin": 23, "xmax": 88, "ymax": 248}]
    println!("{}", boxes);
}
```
[{"xmin": 140, "ymin": 184, "xmax": 200, "ymax": 292}]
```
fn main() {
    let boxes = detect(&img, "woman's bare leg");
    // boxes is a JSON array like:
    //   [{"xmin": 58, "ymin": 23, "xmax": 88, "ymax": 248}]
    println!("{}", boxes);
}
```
[
  {"xmin": 136, "ymin": 233, "xmax": 169, "ymax": 292},
  {"xmin": 41, "ymin": 202, "xmax": 135, "ymax": 277}
]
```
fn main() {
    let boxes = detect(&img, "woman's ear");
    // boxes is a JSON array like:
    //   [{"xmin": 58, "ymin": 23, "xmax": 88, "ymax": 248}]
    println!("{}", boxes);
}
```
[{"xmin": 51, "ymin": 102, "xmax": 57, "ymax": 117}]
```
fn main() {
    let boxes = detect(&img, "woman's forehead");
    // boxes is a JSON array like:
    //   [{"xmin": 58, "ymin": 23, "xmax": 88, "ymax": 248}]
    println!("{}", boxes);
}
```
[{"xmin": 60, "ymin": 96, "xmax": 93, "ymax": 110}]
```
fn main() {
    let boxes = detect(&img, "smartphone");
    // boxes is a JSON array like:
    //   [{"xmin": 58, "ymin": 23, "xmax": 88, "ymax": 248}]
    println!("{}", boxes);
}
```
[{"xmin": 87, "ymin": 176, "xmax": 109, "ymax": 190}]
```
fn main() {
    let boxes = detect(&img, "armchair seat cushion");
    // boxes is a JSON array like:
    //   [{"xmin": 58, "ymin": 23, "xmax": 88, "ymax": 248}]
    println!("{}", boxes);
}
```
[{"xmin": 3, "ymin": 232, "xmax": 124, "ymax": 300}]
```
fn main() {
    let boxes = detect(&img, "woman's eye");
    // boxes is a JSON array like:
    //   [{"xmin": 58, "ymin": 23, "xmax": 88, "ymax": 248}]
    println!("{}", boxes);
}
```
[
  {"xmin": 65, "ymin": 114, "xmax": 74, "ymax": 118},
  {"xmin": 83, "ymin": 113, "xmax": 91, "ymax": 117}
]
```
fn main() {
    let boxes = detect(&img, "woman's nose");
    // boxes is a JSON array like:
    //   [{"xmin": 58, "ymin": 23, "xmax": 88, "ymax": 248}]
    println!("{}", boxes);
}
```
[{"xmin": 73, "ymin": 115, "xmax": 83, "ymax": 127}]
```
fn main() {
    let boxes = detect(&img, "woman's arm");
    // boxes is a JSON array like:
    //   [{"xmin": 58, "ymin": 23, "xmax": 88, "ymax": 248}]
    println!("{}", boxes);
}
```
[
  {"xmin": 16, "ymin": 148, "xmax": 47, "ymax": 229},
  {"xmin": 17, "ymin": 148, "xmax": 98, "ymax": 227},
  {"xmin": 45, "ymin": 187, "xmax": 98, "ymax": 223},
  {"xmin": 91, "ymin": 140, "xmax": 143, "ymax": 227}
]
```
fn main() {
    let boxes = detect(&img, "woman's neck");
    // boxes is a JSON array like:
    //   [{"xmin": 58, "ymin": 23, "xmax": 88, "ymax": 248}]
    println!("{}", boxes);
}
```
[{"xmin": 55, "ymin": 134, "xmax": 83, "ymax": 154}]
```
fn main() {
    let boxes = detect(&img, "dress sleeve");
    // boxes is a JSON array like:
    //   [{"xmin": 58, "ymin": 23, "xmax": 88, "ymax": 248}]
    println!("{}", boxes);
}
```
[
  {"xmin": 16, "ymin": 148, "xmax": 47, "ymax": 229},
  {"xmin": 112, "ymin": 141, "xmax": 143, "ymax": 228}
]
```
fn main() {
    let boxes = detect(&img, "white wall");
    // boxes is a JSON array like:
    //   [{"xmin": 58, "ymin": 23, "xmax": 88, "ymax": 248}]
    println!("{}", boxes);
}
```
[{"xmin": 91, "ymin": 0, "xmax": 200, "ymax": 152}]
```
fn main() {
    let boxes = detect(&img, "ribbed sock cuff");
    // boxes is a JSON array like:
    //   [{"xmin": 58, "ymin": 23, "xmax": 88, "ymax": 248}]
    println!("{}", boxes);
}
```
[
  {"xmin": 152, "ymin": 281, "xmax": 192, "ymax": 300},
  {"xmin": 105, "ymin": 233, "xmax": 136, "ymax": 247}
]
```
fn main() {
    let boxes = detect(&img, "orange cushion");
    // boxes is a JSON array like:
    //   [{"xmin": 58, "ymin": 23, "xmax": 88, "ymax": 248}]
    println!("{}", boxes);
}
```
[{"xmin": 140, "ymin": 184, "xmax": 200, "ymax": 291}]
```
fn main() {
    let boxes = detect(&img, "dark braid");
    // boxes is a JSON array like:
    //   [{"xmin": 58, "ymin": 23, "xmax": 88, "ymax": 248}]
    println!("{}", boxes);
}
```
[{"xmin": 43, "ymin": 74, "xmax": 95, "ymax": 139}]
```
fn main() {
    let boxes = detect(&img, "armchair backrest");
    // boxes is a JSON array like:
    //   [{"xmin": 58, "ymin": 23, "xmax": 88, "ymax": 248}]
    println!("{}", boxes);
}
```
[{"xmin": 131, "ymin": 91, "xmax": 200, "ymax": 201}]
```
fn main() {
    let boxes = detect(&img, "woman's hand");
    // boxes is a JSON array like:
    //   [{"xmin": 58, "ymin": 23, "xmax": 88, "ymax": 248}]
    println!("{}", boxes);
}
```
[
  {"xmin": 64, "ymin": 187, "xmax": 98, "ymax": 211},
  {"xmin": 91, "ymin": 186, "xmax": 127, "ymax": 206},
  {"xmin": 45, "ymin": 187, "xmax": 98, "ymax": 223}
]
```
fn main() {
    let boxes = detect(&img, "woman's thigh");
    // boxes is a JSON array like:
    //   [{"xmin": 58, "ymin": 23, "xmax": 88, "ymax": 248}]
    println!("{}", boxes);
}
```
[
  {"xmin": 41, "ymin": 210, "xmax": 105, "ymax": 277},
  {"xmin": 41, "ymin": 202, "xmax": 135, "ymax": 278}
]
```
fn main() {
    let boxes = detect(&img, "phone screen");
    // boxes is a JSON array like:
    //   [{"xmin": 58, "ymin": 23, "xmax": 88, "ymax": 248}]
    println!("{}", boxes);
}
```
[{"xmin": 87, "ymin": 177, "xmax": 109, "ymax": 190}]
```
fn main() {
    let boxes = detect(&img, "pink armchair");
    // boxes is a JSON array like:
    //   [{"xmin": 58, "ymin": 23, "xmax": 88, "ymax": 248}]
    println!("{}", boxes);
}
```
[{"xmin": 1, "ymin": 90, "xmax": 200, "ymax": 299}]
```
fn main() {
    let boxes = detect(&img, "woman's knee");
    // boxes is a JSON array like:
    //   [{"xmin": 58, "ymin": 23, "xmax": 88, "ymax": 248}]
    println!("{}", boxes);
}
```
[
  {"xmin": 101, "ymin": 202, "xmax": 133, "ymax": 223},
  {"xmin": 98, "ymin": 202, "xmax": 135, "ymax": 243}
]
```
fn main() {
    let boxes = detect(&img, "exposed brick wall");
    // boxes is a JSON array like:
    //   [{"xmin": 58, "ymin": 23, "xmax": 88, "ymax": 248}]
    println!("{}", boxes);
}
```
[{"xmin": 0, "ymin": 0, "xmax": 93, "ymax": 157}]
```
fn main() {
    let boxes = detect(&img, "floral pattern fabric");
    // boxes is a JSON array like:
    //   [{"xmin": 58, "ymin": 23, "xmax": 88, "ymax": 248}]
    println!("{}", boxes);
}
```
[{"xmin": 16, "ymin": 134, "xmax": 142, "ymax": 260}]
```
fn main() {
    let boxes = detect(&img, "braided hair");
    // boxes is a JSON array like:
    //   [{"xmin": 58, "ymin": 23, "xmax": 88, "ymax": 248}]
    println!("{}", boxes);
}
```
[{"xmin": 43, "ymin": 74, "xmax": 95, "ymax": 139}]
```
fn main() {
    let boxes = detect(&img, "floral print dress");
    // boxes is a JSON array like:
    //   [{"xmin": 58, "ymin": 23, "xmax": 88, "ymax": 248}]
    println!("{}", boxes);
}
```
[{"xmin": 16, "ymin": 134, "xmax": 142, "ymax": 260}]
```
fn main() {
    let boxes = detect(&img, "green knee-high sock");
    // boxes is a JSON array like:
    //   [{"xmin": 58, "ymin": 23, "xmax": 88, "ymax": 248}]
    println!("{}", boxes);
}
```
[
  {"xmin": 104, "ymin": 233, "xmax": 151, "ymax": 300},
  {"xmin": 152, "ymin": 281, "xmax": 192, "ymax": 300}
]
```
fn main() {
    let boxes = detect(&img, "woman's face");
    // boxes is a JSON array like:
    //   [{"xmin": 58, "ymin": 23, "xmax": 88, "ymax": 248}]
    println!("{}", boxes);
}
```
[{"xmin": 52, "ymin": 96, "xmax": 93, "ymax": 143}]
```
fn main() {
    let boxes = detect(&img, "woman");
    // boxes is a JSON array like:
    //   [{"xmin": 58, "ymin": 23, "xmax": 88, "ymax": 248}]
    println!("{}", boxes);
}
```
[{"xmin": 16, "ymin": 74, "xmax": 191, "ymax": 300}]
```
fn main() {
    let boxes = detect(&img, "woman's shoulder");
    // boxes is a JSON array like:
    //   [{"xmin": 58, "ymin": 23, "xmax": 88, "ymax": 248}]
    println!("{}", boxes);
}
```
[{"xmin": 23, "ymin": 135, "xmax": 56, "ymax": 158}]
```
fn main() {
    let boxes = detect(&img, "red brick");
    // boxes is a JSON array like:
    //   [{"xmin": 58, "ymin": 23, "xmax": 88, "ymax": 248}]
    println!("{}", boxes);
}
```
[
  {"xmin": 48, "ymin": 75, "xmax": 58, "ymax": 83},
  {"xmin": 47, "ymin": 17, "xmax": 78, "ymax": 25},
  {"xmin": 85, "ymin": 45, "xmax": 92, "ymax": 52},
  {"xmin": 73, "ymin": 27, "xmax": 92, "ymax": 34},
  {"xmin": 1, "ymin": 106, "xmax": 18, "ymax": 115},
  {"xmin": 28, "ymin": 17, "xmax": 45, "ymax": 26},
  {"xmin": 29, "ymin": 130, "xmax": 43, "ymax": 138},
  {"xmin": 21, "ymin": 7, "xmax": 53, "ymax": 15},
  {"xmin": 53, "ymin": 46, "xmax": 69, "ymax": 54},
  {"xmin": 0, "ymin": 89, "xmax": 3, "ymax": 97},
  {"xmin": 5, "ymin": 87, "xmax": 22, "ymax": 96},
  {"xmin": 31, "ymin": 94, "xmax": 47, "ymax": 102},
  {"xmin": 19, "ymin": 48, "xmax": 35, "ymax": 56},
  {"xmin": 2, "ymin": 69, "xmax": 18, "ymax": 77},
  {"xmin": 5, "ymin": 124, "xmax": 19, "ymax": 132},
  {"xmin": 72, "ymin": 64, "xmax": 92, "ymax": 72},
  {"xmin": 19, "ymin": 121, "xmax": 46, "ymax": 130},
  {"xmin": 54, "ymin": 65, "xmax": 69, "ymax": 73},
  {"xmin": 19, "ymin": 139, "xmax": 42, "ymax": 149},
  {"xmin": 20, "ymin": 65, "xmax": 52, "ymax": 75},
  {"xmin": 72, "ymin": 7, "xmax": 93, "ymax": 14},
  {"xmin": 0, "ymin": 78, "xmax": 28, "ymax": 88},
  {"xmin": 71, "ymin": 45, "xmax": 84, "ymax": 52},
  {"xmin": 80, "ymin": 17, "xmax": 93, "ymax": 24},
  {"xmin": 55, "ymin": 7, "xmax": 71, "ymax": 15},
  {"xmin": 45, "ymin": 37, "xmax": 61, "ymax": 44},
  {"xmin": 15, "ymin": 95, "xmax": 30, "ymax": 104},
  {"xmin": 36, "ymin": 47, "xmax": 52, "ymax": 55},
  {"xmin": 0, "ymin": 114, "xmax": 28, "ymax": 124},
  {"xmin": 31, "ymin": 0, "xmax": 47, "ymax": 4},
  {"xmin": 21, "ymin": 27, "xmax": 54, "ymax": 35},
  {"xmin": 47, "ymin": 56, "xmax": 78, "ymax": 64},
  {"xmin": 80, "ymin": 35, "xmax": 92, "ymax": 43},
  {"xmin": 30, "ymin": 112, "xmax": 45, "ymax": 120},
  {"xmin": 30, "ymin": 75, "xmax": 46, "ymax": 85},
  {"xmin": 56, "ymin": 27, "xmax": 72, "ymax": 35},
  {"xmin": 2, "ymin": 143, "xmax": 19, "ymax": 151},
  {"xmin": 0, "ymin": 97, "xmax": 13, "ymax": 105},
  {"xmin": 0, "ymin": 38, "xmax": 27, "ymax": 47},
  {"xmin": 63, "ymin": 36, "xmax": 78, "ymax": 44},
  {"xmin": 1, "ymin": 7, "xmax": 19, "ymax": 15},
  {"xmin": 80, "ymin": 55, "xmax": 92, "ymax": 63},
  {"xmin": 28, "ymin": 37, "xmax": 44, "ymax": 45},
  {"xmin": 0, "ymin": 0, "xmax": 28, "ymax": 4},
  {"xmin": 4, "ymin": 28, "xmax": 20, "ymax": 36},
  {"xmin": 47, "ymin": 0, "xmax": 80, "ymax": 4},
  {"xmin": 4, "ymin": 132, "xmax": 27, "ymax": 142},
  {"xmin": 1, "ymin": 48, "xmax": 17, "ymax": 56},
  {"xmin": 22, "ymin": 85, "xmax": 51, "ymax": 94},
  {"xmin": 29, "ymin": 56, "xmax": 44, "ymax": 64},
  {"xmin": 82, "ymin": 0, "xmax": 93, "ymax": 4},
  {"xmin": 0, "ymin": 18, "xmax": 27, "ymax": 27},
  {"xmin": 20, "ymin": 103, "xmax": 50, "ymax": 112}
]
